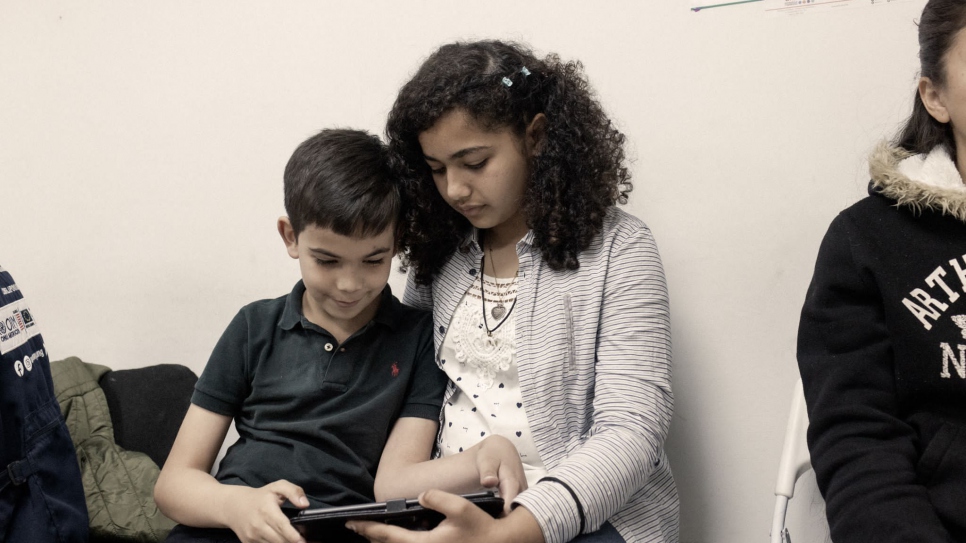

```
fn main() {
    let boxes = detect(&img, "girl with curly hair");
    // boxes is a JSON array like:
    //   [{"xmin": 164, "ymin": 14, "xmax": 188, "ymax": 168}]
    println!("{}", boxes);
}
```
[{"xmin": 349, "ymin": 40, "xmax": 678, "ymax": 543}]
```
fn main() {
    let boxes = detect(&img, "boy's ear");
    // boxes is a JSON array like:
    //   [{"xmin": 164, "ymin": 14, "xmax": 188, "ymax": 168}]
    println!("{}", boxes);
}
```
[
  {"xmin": 919, "ymin": 76, "xmax": 951, "ymax": 124},
  {"xmin": 277, "ymin": 217, "xmax": 300, "ymax": 259},
  {"xmin": 526, "ymin": 113, "xmax": 548, "ymax": 156}
]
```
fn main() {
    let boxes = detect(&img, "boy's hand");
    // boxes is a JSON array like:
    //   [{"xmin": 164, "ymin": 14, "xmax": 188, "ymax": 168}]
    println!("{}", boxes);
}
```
[
  {"xmin": 475, "ymin": 435, "xmax": 527, "ymax": 508},
  {"xmin": 225, "ymin": 480, "xmax": 309, "ymax": 543},
  {"xmin": 348, "ymin": 489, "xmax": 502, "ymax": 543}
]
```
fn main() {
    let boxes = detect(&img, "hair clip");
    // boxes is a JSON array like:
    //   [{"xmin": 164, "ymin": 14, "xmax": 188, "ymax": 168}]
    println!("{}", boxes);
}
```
[
  {"xmin": 502, "ymin": 77, "xmax": 513, "ymax": 87},
  {"xmin": 520, "ymin": 67, "xmax": 531, "ymax": 77}
]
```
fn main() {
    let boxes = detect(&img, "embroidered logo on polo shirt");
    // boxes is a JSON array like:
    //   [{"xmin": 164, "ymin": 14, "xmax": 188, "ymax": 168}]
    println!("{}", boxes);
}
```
[{"xmin": 391, "ymin": 362, "xmax": 400, "ymax": 377}]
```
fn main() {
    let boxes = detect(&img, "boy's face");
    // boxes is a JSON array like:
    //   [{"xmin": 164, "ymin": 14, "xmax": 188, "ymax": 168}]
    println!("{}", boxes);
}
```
[{"xmin": 279, "ymin": 218, "xmax": 395, "ymax": 337}]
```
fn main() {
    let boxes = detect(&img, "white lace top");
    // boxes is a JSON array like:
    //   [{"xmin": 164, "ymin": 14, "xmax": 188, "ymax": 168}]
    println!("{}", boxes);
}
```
[{"xmin": 437, "ymin": 273, "xmax": 548, "ymax": 487}]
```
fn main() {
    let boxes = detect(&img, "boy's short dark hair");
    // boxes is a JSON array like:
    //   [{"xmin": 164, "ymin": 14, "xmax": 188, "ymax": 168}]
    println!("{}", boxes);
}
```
[{"xmin": 283, "ymin": 128, "xmax": 398, "ymax": 238}]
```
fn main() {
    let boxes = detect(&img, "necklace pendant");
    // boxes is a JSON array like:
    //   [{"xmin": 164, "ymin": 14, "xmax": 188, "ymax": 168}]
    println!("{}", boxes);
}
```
[{"xmin": 491, "ymin": 303, "xmax": 506, "ymax": 320}]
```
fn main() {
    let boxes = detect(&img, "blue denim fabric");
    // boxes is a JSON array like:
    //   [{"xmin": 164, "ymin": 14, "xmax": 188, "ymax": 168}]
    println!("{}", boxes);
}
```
[{"xmin": 0, "ymin": 268, "xmax": 88, "ymax": 543}]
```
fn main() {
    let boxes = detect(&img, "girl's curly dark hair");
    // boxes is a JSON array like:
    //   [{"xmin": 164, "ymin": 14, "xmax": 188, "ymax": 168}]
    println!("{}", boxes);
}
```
[{"xmin": 387, "ymin": 40, "xmax": 631, "ymax": 286}]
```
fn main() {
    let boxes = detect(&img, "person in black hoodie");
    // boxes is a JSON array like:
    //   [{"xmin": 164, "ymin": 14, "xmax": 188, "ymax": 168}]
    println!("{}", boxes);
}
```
[{"xmin": 798, "ymin": 1, "xmax": 966, "ymax": 541}]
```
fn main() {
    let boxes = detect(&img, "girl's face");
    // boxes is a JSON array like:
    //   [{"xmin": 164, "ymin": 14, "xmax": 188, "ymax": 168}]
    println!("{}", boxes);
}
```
[
  {"xmin": 923, "ymin": 27, "xmax": 966, "ymax": 154},
  {"xmin": 418, "ymin": 108, "xmax": 543, "ymax": 240}
]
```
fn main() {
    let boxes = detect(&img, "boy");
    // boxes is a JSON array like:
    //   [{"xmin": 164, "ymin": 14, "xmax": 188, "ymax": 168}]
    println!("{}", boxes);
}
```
[{"xmin": 154, "ymin": 129, "xmax": 448, "ymax": 543}]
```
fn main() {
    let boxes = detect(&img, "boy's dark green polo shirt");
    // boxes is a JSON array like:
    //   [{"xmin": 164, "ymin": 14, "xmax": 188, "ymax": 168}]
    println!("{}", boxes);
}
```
[{"xmin": 192, "ymin": 281, "xmax": 446, "ymax": 507}]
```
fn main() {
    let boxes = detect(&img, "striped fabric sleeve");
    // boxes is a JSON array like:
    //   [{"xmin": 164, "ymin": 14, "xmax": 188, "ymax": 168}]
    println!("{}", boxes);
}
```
[
  {"xmin": 513, "ymin": 223, "xmax": 673, "ymax": 543},
  {"xmin": 402, "ymin": 272, "xmax": 433, "ymax": 312}
]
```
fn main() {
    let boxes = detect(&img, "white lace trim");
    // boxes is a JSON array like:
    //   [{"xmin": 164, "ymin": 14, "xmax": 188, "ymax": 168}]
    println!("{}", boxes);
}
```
[{"xmin": 451, "ymin": 275, "xmax": 516, "ymax": 390}]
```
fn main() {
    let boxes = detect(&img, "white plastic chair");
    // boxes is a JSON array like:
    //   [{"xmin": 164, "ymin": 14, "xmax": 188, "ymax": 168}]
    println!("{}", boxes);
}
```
[{"xmin": 771, "ymin": 378, "xmax": 812, "ymax": 543}]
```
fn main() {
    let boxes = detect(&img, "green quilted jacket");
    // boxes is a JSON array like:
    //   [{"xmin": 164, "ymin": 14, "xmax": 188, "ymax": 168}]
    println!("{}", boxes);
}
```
[{"xmin": 51, "ymin": 357, "xmax": 175, "ymax": 542}]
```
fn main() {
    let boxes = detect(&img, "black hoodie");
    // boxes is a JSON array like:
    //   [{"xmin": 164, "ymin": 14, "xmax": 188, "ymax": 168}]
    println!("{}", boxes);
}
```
[{"xmin": 798, "ymin": 143, "xmax": 966, "ymax": 543}]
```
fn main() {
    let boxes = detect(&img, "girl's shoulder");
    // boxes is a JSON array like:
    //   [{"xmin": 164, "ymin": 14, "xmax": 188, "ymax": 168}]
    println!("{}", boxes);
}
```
[
  {"xmin": 567, "ymin": 207, "xmax": 661, "ymax": 272},
  {"xmin": 604, "ymin": 206, "xmax": 648, "ymax": 229},
  {"xmin": 599, "ymin": 207, "xmax": 656, "ymax": 246}
]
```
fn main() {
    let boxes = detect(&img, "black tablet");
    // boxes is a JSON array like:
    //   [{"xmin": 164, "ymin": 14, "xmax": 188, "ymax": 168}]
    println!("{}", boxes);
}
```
[{"xmin": 289, "ymin": 491, "xmax": 504, "ymax": 541}]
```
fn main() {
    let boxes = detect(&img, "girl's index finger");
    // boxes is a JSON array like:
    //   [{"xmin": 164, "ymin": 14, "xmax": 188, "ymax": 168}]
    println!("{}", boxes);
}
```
[{"xmin": 417, "ymin": 489, "xmax": 477, "ymax": 519}]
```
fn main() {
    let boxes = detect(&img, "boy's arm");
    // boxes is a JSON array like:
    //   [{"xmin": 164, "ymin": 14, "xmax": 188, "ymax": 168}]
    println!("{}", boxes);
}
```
[
  {"xmin": 154, "ymin": 404, "xmax": 231, "ymax": 526},
  {"xmin": 374, "ymin": 419, "xmax": 526, "ymax": 507},
  {"xmin": 154, "ymin": 404, "xmax": 309, "ymax": 543}
]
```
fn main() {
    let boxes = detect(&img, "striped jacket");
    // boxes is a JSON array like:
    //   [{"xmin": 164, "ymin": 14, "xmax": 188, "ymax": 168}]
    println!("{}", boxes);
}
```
[{"xmin": 404, "ymin": 208, "xmax": 679, "ymax": 543}]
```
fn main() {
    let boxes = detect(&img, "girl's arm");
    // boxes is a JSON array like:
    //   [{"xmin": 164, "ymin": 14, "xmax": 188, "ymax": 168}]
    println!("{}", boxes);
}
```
[
  {"xmin": 402, "ymin": 271, "xmax": 433, "ymax": 311},
  {"xmin": 375, "ymin": 296, "xmax": 527, "ymax": 505},
  {"xmin": 798, "ymin": 213, "xmax": 951, "ymax": 543},
  {"xmin": 374, "ymin": 423, "xmax": 527, "ymax": 506},
  {"xmin": 154, "ymin": 404, "xmax": 309, "ymax": 543},
  {"xmin": 513, "ymin": 221, "xmax": 674, "ymax": 543}
]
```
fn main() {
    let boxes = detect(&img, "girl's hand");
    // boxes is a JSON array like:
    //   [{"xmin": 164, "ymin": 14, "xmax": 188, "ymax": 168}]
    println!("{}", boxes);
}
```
[
  {"xmin": 347, "ymin": 489, "xmax": 503, "ymax": 543},
  {"xmin": 224, "ymin": 480, "xmax": 309, "ymax": 543},
  {"xmin": 475, "ymin": 435, "xmax": 527, "ymax": 508}
]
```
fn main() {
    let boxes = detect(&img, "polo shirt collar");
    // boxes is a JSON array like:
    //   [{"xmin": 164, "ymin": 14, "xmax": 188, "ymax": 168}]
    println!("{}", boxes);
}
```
[
  {"xmin": 279, "ymin": 281, "xmax": 401, "ymax": 332},
  {"xmin": 371, "ymin": 286, "xmax": 401, "ymax": 330}
]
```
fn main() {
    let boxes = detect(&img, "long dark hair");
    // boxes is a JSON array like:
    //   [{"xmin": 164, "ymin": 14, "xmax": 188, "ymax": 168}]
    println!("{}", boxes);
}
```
[
  {"xmin": 895, "ymin": 0, "xmax": 966, "ymax": 160},
  {"xmin": 387, "ymin": 40, "xmax": 631, "ymax": 286}
]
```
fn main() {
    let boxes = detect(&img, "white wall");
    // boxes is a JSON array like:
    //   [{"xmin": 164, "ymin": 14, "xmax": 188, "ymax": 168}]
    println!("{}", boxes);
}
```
[{"xmin": 0, "ymin": 1, "xmax": 927, "ymax": 542}]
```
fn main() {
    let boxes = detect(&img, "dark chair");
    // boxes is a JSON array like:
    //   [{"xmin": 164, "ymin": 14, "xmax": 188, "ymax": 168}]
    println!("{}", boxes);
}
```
[{"xmin": 98, "ymin": 364, "xmax": 197, "ymax": 469}]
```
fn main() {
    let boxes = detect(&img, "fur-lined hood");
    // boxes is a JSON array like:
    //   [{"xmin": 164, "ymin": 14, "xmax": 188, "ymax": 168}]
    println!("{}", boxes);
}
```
[{"xmin": 869, "ymin": 142, "xmax": 966, "ymax": 222}]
